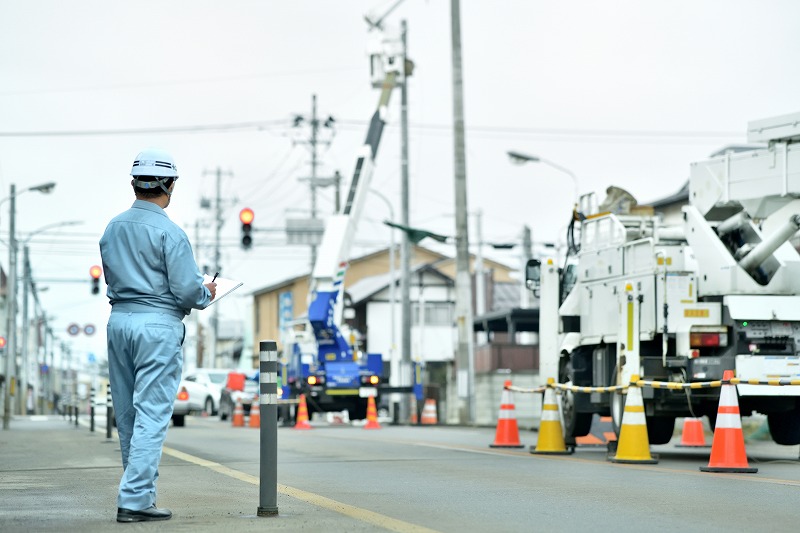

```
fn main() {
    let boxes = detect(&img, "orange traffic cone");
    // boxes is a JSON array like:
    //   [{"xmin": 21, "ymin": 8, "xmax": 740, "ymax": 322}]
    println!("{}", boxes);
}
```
[
  {"xmin": 294, "ymin": 394, "xmax": 312, "ymax": 430},
  {"xmin": 490, "ymin": 380, "xmax": 524, "ymax": 448},
  {"xmin": 420, "ymin": 399, "xmax": 438, "ymax": 425},
  {"xmin": 363, "ymin": 396, "xmax": 381, "ymax": 430},
  {"xmin": 609, "ymin": 376, "xmax": 658, "ymax": 464},
  {"xmin": 531, "ymin": 379, "xmax": 570, "ymax": 454},
  {"xmin": 700, "ymin": 370, "xmax": 757, "ymax": 473},
  {"xmin": 249, "ymin": 401, "xmax": 261, "ymax": 428},
  {"xmin": 231, "ymin": 399, "xmax": 245, "ymax": 427},
  {"xmin": 675, "ymin": 417, "xmax": 710, "ymax": 448},
  {"xmin": 409, "ymin": 397, "xmax": 418, "ymax": 425}
]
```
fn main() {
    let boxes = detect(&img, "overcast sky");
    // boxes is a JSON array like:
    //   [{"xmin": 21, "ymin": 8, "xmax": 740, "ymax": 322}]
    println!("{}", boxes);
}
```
[{"xmin": 1, "ymin": 0, "xmax": 799, "ymax": 365}]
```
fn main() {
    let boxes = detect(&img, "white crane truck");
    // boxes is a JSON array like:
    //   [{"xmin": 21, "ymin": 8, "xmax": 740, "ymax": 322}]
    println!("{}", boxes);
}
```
[{"xmin": 530, "ymin": 111, "xmax": 800, "ymax": 446}]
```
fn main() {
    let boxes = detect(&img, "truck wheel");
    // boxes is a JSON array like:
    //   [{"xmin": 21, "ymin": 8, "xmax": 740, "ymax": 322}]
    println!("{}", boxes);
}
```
[
  {"xmin": 560, "ymin": 360, "xmax": 592, "ymax": 438},
  {"xmin": 767, "ymin": 409, "xmax": 800, "ymax": 445},
  {"xmin": 646, "ymin": 416, "xmax": 675, "ymax": 445}
]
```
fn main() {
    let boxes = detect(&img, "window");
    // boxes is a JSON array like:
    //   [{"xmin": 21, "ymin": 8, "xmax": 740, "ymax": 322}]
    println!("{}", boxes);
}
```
[{"xmin": 412, "ymin": 302, "xmax": 453, "ymax": 326}]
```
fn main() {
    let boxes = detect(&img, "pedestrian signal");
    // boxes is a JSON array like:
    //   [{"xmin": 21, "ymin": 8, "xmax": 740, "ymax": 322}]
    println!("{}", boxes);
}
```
[
  {"xmin": 239, "ymin": 208, "xmax": 254, "ymax": 249},
  {"xmin": 90, "ymin": 265, "xmax": 102, "ymax": 295}
]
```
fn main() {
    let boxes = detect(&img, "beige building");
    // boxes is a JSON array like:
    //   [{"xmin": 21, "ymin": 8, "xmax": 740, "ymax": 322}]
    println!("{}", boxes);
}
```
[{"xmin": 248, "ymin": 245, "xmax": 516, "ymax": 365}]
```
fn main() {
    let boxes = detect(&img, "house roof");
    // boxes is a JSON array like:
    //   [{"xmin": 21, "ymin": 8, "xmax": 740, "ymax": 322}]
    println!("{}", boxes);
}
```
[
  {"xmin": 347, "ymin": 263, "xmax": 454, "ymax": 305},
  {"xmin": 251, "ymin": 244, "xmax": 450, "ymax": 296}
]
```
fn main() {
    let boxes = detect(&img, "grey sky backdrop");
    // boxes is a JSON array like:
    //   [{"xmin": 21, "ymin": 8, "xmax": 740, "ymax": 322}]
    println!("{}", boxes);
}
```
[{"xmin": 1, "ymin": 0, "xmax": 799, "ymax": 365}]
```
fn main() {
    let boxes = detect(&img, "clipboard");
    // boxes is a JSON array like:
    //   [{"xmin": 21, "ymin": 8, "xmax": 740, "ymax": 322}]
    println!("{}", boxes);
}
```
[{"xmin": 203, "ymin": 274, "xmax": 243, "ymax": 307}]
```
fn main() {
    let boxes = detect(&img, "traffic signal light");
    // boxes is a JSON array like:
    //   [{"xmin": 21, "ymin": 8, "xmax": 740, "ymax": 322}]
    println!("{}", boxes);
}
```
[
  {"xmin": 239, "ymin": 208, "xmax": 254, "ymax": 249},
  {"xmin": 89, "ymin": 265, "xmax": 102, "ymax": 295},
  {"xmin": 0, "ymin": 336, "xmax": 6, "ymax": 350}
]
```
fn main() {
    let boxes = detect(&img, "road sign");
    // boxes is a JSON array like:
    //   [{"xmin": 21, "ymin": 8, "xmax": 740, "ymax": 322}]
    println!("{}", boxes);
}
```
[
  {"xmin": 84, "ymin": 324, "xmax": 96, "ymax": 336},
  {"xmin": 67, "ymin": 324, "xmax": 80, "ymax": 336}
]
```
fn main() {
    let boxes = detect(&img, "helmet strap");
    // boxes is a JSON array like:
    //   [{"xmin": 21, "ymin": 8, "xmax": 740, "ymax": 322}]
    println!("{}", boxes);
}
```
[{"xmin": 133, "ymin": 177, "xmax": 173, "ymax": 196}]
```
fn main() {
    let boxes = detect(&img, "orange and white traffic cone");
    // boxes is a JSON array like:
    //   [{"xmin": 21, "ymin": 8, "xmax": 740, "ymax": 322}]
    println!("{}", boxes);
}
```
[
  {"xmin": 531, "ymin": 379, "xmax": 570, "ymax": 454},
  {"xmin": 700, "ymin": 370, "xmax": 757, "ymax": 473},
  {"xmin": 249, "ymin": 401, "xmax": 261, "ymax": 428},
  {"xmin": 409, "ymin": 397, "xmax": 418, "ymax": 425},
  {"xmin": 231, "ymin": 399, "xmax": 245, "ymax": 428},
  {"xmin": 675, "ymin": 417, "xmax": 710, "ymax": 448},
  {"xmin": 490, "ymin": 380, "xmax": 524, "ymax": 448},
  {"xmin": 420, "ymin": 399, "xmax": 438, "ymax": 425},
  {"xmin": 363, "ymin": 396, "xmax": 381, "ymax": 430},
  {"xmin": 609, "ymin": 376, "xmax": 658, "ymax": 464},
  {"xmin": 294, "ymin": 394, "xmax": 312, "ymax": 430}
]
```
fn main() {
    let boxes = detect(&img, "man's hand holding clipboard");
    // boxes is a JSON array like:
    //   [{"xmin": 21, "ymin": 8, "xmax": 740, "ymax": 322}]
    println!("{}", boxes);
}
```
[{"xmin": 202, "ymin": 273, "xmax": 243, "ymax": 307}]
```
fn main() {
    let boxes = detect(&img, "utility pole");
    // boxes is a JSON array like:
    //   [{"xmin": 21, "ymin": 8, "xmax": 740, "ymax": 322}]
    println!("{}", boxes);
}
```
[
  {"xmin": 20, "ymin": 245, "xmax": 30, "ymax": 415},
  {"xmin": 3, "ymin": 185, "xmax": 16, "ymax": 428},
  {"xmin": 399, "ymin": 18, "xmax": 413, "ymax": 424},
  {"xmin": 475, "ymin": 210, "xmax": 485, "ymax": 316},
  {"xmin": 294, "ymin": 95, "xmax": 337, "ymax": 271},
  {"xmin": 450, "ymin": 0, "xmax": 474, "ymax": 425},
  {"xmin": 203, "ymin": 167, "xmax": 232, "ymax": 368}
]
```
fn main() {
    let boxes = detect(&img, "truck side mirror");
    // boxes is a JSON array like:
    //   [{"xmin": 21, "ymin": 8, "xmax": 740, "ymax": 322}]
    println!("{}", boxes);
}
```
[{"xmin": 525, "ymin": 259, "xmax": 542, "ymax": 291}]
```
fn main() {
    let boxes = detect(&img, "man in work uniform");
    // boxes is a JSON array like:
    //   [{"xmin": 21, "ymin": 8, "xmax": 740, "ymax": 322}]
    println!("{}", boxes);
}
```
[{"xmin": 100, "ymin": 148, "xmax": 216, "ymax": 523}]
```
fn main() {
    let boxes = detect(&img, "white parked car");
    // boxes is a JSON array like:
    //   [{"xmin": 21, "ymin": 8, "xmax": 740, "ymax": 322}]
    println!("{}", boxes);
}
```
[{"xmin": 179, "ymin": 368, "xmax": 233, "ymax": 416}]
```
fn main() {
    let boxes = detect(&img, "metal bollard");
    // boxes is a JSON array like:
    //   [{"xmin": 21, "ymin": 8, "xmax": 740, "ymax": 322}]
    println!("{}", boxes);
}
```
[
  {"xmin": 106, "ymin": 385, "xmax": 114, "ymax": 441},
  {"xmin": 90, "ymin": 386, "xmax": 95, "ymax": 433},
  {"xmin": 257, "ymin": 340, "xmax": 279, "ymax": 517}
]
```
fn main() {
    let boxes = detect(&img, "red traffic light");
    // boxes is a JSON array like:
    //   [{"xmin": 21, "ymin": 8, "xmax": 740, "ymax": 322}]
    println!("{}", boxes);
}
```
[
  {"xmin": 0, "ymin": 336, "xmax": 6, "ymax": 349},
  {"xmin": 239, "ymin": 207, "xmax": 254, "ymax": 225},
  {"xmin": 89, "ymin": 265, "xmax": 102, "ymax": 279}
]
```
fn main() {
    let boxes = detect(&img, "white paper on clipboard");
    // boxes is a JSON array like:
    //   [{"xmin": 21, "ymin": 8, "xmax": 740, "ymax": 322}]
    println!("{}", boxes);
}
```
[{"xmin": 203, "ymin": 274, "xmax": 243, "ymax": 307}]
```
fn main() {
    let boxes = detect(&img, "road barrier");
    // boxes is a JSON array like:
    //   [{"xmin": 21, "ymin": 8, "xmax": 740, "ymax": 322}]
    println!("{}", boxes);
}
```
[
  {"xmin": 257, "ymin": 340, "xmax": 279, "ymax": 517},
  {"xmin": 530, "ymin": 378, "xmax": 570, "ymax": 455},
  {"xmin": 90, "ymin": 386, "xmax": 95, "ymax": 433},
  {"xmin": 363, "ymin": 396, "xmax": 381, "ymax": 430},
  {"xmin": 490, "ymin": 380, "xmax": 523, "ymax": 449},
  {"xmin": 106, "ymin": 385, "xmax": 114, "ymax": 442},
  {"xmin": 675, "ymin": 418, "xmax": 710, "ymax": 448},
  {"xmin": 507, "ymin": 376, "xmax": 800, "ymax": 395},
  {"xmin": 609, "ymin": 374, "xmax": 658, "ymax": 464},
  {"xmin": 506, "ymin": 373, "xmax": 793, "ymax": 472},
  {"xmin": 294, "ymin": 394, "xmax": 312, "ymax": 430},
  {"xmin": 700, "ymin": 370, "xmax": 758, "ymax": 474}
]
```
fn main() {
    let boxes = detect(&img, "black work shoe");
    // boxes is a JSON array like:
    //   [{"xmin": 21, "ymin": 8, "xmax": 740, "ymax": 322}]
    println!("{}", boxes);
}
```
[{"xmin": 116, "ymin": 505, "xmax": 172, "ymax": 523}]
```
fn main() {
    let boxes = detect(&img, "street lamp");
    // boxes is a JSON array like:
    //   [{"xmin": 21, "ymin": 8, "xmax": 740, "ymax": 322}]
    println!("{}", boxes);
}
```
[
  {"xmin": 3, "ymin": 181, "xmax": 57, "ymax": 429},
  {"xmin": 19, "ymin": 220, "xmax": 82, "ymax": 415},
  {"xmin": 507, "ymin": 150, "xmax": 579, "ymax": 208}
]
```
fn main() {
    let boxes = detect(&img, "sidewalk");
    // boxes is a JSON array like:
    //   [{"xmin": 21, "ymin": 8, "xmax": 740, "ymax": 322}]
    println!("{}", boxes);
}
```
[{"xmin": 0, "ymin": 415, "xmax": 349, "ymax": 532}]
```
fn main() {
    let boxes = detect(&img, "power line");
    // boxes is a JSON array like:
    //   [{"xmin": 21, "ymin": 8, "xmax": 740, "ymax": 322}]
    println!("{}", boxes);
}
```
[{"xmin": 0, "ymin": 119, "xmax": 741, "ymax": 141}]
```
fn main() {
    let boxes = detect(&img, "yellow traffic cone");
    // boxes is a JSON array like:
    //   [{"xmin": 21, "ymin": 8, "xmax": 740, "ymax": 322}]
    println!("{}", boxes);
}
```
[
  {"xmin": 531, "ymin": 379, "xmax": 572, "ymax": 455},
  {"xmin": 609, "ymin": 375, "xmax": 657, "ymax": 464}
]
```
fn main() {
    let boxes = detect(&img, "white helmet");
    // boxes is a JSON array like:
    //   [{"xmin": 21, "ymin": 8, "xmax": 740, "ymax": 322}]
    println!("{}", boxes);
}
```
[
  {"xmin": 130, "ymin": 148, "xmax": 178, "ymax": 178},
  {"xmin": 131, "ymin": 148, "xmax": 178, "ymax": 195}
]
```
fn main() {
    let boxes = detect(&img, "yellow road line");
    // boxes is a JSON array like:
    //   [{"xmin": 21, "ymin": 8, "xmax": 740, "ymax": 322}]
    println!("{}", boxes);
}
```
[{"xmin": 162, "ymin": 446, "xmax": 440, "ymax": 533}]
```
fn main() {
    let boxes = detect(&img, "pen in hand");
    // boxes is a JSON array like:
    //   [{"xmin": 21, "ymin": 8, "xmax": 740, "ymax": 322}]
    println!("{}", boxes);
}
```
[{"xmin": 212, "ymin": 272, "xmax": 219, "ymax": 283}]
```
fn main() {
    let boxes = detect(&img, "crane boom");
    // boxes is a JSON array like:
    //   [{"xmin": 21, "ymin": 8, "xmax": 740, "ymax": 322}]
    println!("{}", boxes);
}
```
[{"xmin": 307, "ymin": 71, "xmax": 398, "ymax": 362}]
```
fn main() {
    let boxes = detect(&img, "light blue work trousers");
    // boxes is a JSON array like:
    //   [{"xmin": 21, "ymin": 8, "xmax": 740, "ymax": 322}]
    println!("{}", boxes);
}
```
[{"xmin": 107, "ymin": 310, "xmax": 185, "ymax": 510}]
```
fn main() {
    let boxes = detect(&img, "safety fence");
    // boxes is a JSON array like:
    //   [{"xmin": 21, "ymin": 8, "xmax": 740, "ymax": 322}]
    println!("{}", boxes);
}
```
[{"xmin": 506, "ymin": 377, "xmax": 800, "ymax": 395}]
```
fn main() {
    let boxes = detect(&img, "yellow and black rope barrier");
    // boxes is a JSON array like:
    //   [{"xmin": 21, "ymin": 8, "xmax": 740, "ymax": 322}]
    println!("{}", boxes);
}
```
[{"xmin": 506, "ymin": 377, "xmax": 800, "ymax": 394}]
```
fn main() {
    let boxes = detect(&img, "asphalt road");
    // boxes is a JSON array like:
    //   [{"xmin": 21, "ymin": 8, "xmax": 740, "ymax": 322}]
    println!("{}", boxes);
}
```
[{"xmin": 164, "ymin": 415, "xmax": 800, "ymax": 533}]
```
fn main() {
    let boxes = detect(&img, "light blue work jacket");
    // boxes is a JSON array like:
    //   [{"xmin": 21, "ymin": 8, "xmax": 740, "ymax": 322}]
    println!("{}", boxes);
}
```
[{"xmin": 100, "ymin": 200, "xmax": 210, "ymax": 316}]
